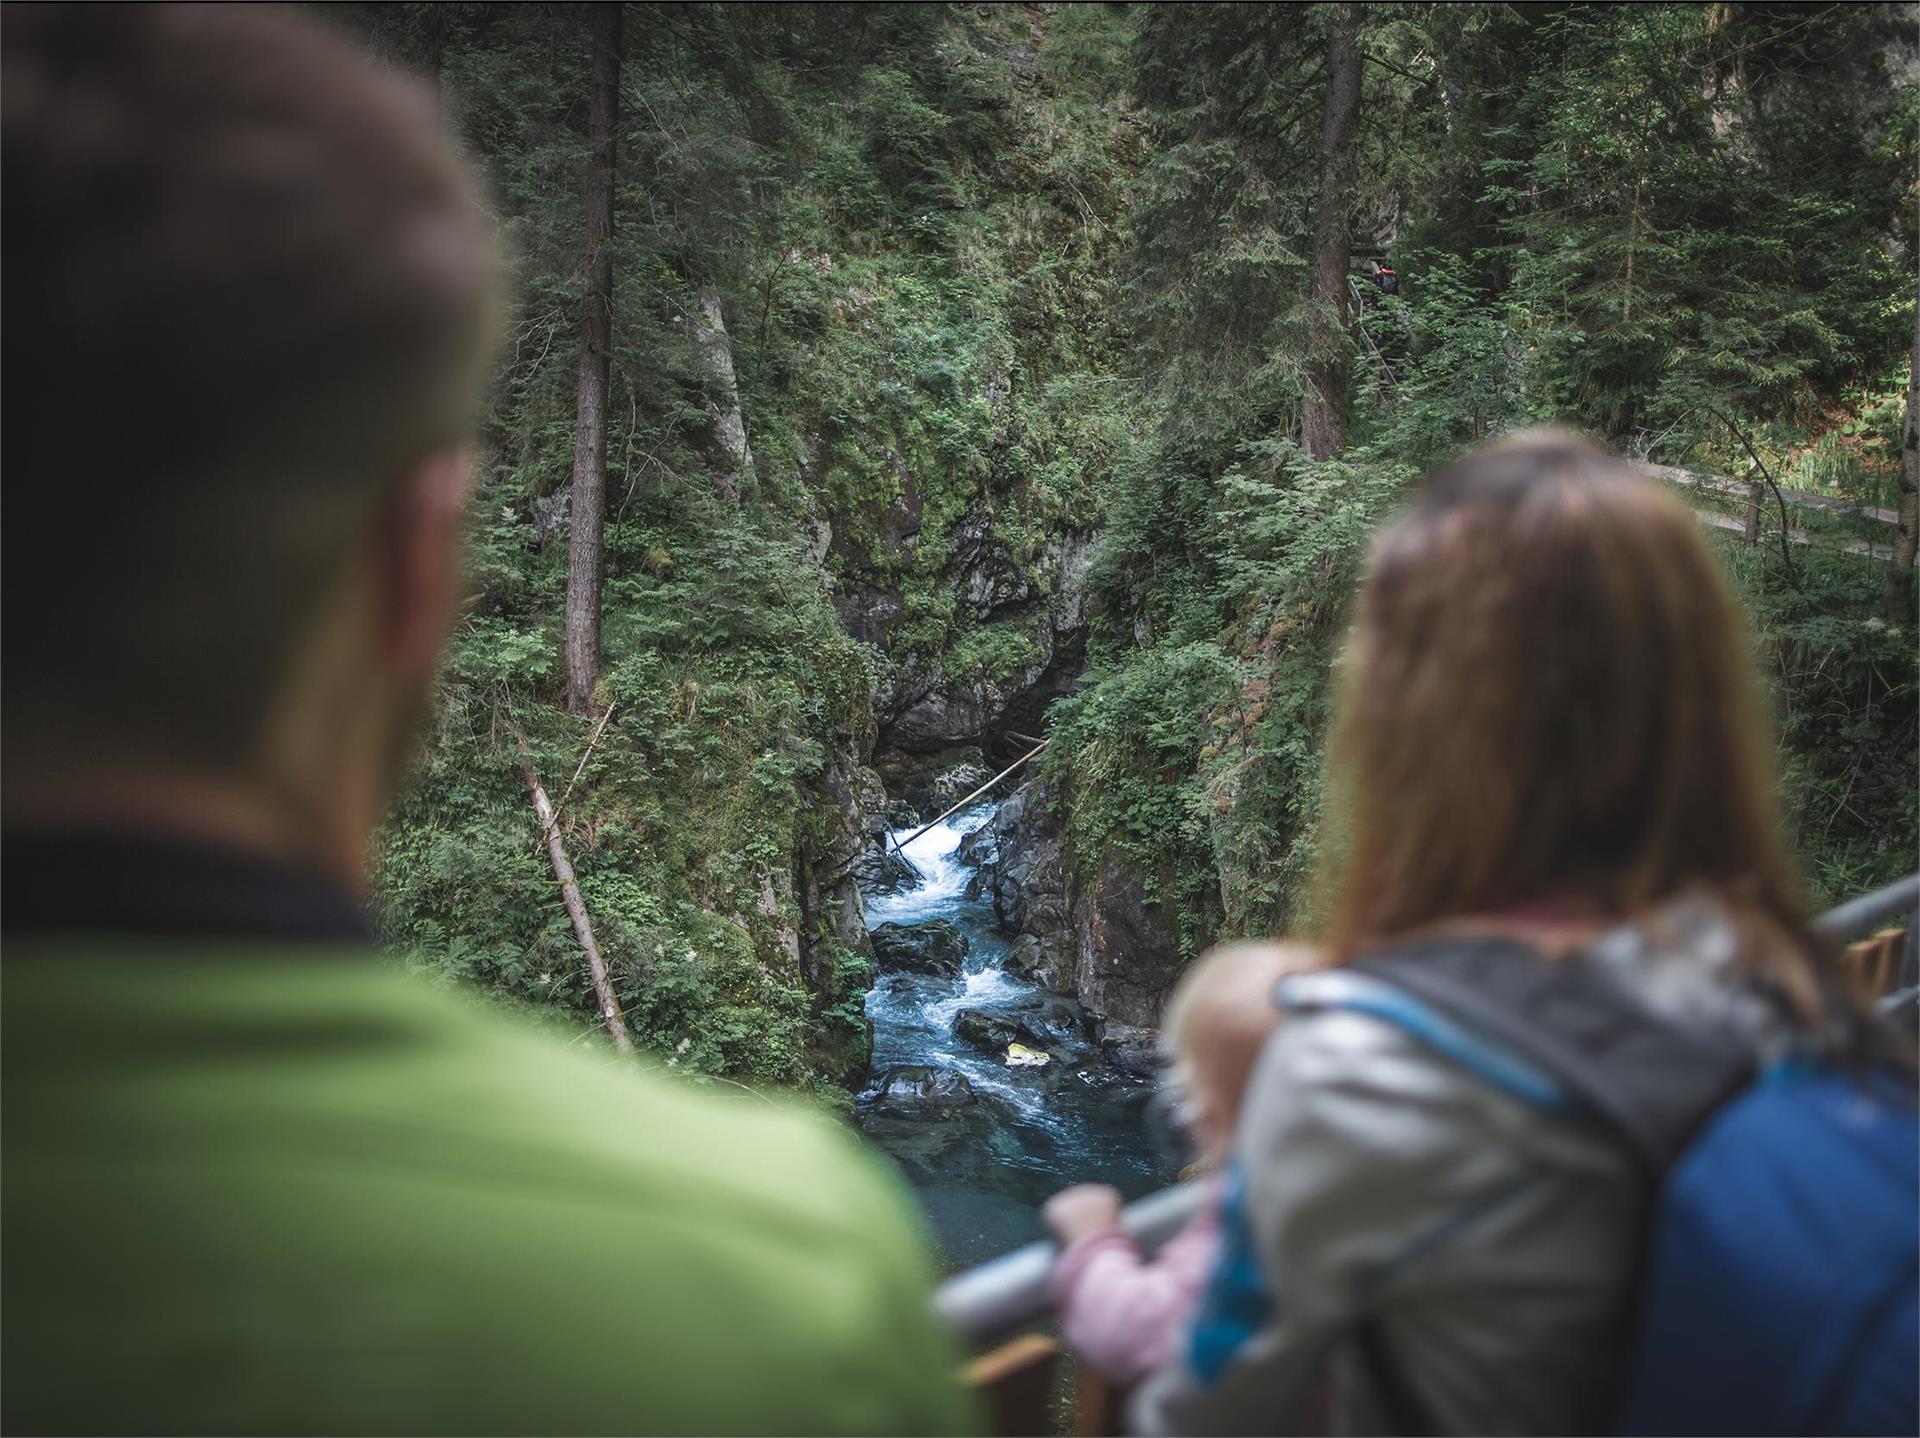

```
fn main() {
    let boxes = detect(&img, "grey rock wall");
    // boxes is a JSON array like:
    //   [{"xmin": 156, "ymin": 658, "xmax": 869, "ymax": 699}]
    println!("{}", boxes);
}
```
[{"xmin": 963, "ymin": 777, "xmax": 1184, "ymax": 1030}]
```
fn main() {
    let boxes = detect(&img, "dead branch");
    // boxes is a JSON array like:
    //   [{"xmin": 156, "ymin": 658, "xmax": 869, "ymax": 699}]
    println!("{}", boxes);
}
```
[
  {"xmin": 519, "ymin": 732, "xmax": 633, "ymax": 1054},
  {"xmin": 555, "ymin": 701, "xmax": 618, "ymax": 819},
  {"xmin": 1711, "ymin": 409, "xmax": 1801, "ymax": 590},
  {"xmin": 890, "ymin": 741, "xmax": 1050, "ymax": 857}
]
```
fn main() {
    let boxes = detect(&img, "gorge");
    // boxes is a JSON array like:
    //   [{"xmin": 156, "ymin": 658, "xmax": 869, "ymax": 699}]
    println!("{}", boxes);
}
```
[{"xmin": 351, "ymin": 1, "xmax": 1918, "ymax": 1238}]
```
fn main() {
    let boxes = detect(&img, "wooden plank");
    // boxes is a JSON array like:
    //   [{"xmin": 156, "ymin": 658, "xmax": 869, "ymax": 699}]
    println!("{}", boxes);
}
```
[
  {"xmin": 1843, "ymin": 928, "xmax": 1909, "ymax": 998},
  {"xmin": 965, "ymin": 1334, "xmax": 1061, "ymax": 1438},
  {"xmin": 1693, "ymin": 508, "xmax": 1890, "ymax": 560},
  {"xmin": 1074, "ymin": 1367, "xmax": 1130, "ymax": 1438}
]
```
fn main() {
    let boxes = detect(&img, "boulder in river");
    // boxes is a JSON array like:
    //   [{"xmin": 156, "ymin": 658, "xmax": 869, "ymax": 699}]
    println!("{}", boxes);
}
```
[
  {"xmin": 951, "ymin": 994, "xmax": 1095, "ymax": 1059},
  {"xmin": 858, "ymin": 1064, "xmax": 978, "ymax": 1112},
  {"xmin": 956, "ymin": 819, "xmax": 998, "ymax": 867},
  {"xmin": 999, "ymin": 932, "xmax": 1059, "ymax": 983},
  {"xmin": 953, "ymin": 1008, "xmax": 1022, "ymax": 1053},
  {"xmin": 869, "ymin": 919, "xmax": 970, "ymax": 973},
  {"xmin": 1005, "ymin": 1043, "xmax": 1050, "ymax": 1067},
  {"xmin": 1097, "ymin": 1022, "xmax": 1164, "ymax": 1079},
  {"xmin": 1019, "ymin": 995, "xmax": 1092, "ymax": 1051},
  {"xmin": 852, "ymin": 838, "xmax": 918, "ymax": 896}
]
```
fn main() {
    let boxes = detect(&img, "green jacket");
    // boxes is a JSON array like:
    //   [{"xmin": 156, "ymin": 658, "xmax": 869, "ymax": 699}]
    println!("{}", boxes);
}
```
[{"xmin": 4, "ymin": 944, "xmax": 976, "ymax": 1435}]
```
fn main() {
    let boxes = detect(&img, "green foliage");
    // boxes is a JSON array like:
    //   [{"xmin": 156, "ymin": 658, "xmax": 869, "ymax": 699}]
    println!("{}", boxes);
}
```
[
  {"xmin": 945, "ymin": 622, "xmax": 1043, "ymax": 688},
  {"xmin": 445, "ymin": 618, "xmax": 556, "ymax": 688},
  {"xmin": 1464, "ymin": 3, "xmax": 1914, "ymax": 436},
  {"xmin": 349, "ymin": 1, "xmax": 1915, "ymax": 1092},
  {"xmin": 1048, "ymin": 639, "xmax": 1236, "ymax": 955},
  {"xmin": 348, "ymin": 2, "xmax": 1146, "ymax": 1090},
  {"xmin": 1059, "ymin": 0, "xmax": 1917, "ymax": 962},
  {"xmin": 1725, "ymin": 527, "xmax": 1920, "ymax": 906}
]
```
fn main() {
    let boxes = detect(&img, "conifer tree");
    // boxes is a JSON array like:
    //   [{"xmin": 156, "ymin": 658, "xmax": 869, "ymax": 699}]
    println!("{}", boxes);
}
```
[
  {"xmin": 564, "ymin": 2, "xmax": 620, "ymax": 715},
  {"xmin": 1894, "ymin": 297, "xmax": 1918, "ymax": 624},
  {"xmin": 1303, "ymin": 2, "xmax": 1363, "ymax": 461}
]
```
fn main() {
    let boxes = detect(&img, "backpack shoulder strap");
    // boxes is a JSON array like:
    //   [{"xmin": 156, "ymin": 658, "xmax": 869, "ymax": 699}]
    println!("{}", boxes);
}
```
[{"xmin": 1335, "ymin": 935, "xmax": 1756, "ymax": 1174}]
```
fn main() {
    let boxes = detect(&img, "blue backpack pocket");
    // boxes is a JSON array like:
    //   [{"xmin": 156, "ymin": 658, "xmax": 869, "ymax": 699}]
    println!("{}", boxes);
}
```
[{"xmin": 1618, "ymin": 1064, "xmax": 1919, "ymax": 1437}]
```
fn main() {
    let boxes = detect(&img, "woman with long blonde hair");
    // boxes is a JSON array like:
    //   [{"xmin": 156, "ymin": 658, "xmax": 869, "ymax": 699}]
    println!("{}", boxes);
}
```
[
  {"xmin": 1324, "ymin": 430, "xmax": 1815, "ymax": 988},
  {"xmin": 1133, "ymin": 432, "xmax": 1909, "ymax": 1436}
]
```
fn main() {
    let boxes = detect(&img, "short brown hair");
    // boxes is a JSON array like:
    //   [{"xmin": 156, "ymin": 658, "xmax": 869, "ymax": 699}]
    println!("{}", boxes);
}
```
[
  {"xmin": 1323, "ymin": 432, "xmax": 1814, "ymax": 988},
  {"xmin": 2, "ymin": 3, "xmax": 499, "ymax": 773}
]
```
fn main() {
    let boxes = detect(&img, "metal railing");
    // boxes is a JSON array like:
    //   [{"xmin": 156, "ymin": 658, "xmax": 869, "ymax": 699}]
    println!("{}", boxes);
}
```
[
  {"xmin": 1811, "ymin": 871, "xmax": 1920, "ymax": 943},
  {"xmin": 934, "ymin": 872, "xmax": 1920, "ymax": 1344},
  {"xmin": 933, "ymin": 1180, "xmax": 1205, "ymax": 1342}
]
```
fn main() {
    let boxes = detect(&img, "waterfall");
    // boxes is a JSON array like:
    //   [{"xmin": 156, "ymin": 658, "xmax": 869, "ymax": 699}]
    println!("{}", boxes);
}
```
[{"xmin": 863, "ymin": 812, "xmax": 980, "ymax": 926}]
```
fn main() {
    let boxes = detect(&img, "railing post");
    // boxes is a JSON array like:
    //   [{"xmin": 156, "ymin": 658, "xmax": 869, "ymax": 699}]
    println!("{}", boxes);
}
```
[{"xmin": 964, "ymin": 1334, "xmax": 1060, "ymax": 1438}]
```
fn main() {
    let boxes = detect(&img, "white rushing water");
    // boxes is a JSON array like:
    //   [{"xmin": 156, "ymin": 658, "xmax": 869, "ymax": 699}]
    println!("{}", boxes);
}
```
[
  {"xmin": 861, "ymin": 810, "xmax": 980, "ymax": 926},
  {"xmin": 855, "ymin": 800, "xmax": 1178, "ymax": 1268},
  {"xmin": 919, "ymin": 965, "xmax": 1029, "ymax": 1028}
]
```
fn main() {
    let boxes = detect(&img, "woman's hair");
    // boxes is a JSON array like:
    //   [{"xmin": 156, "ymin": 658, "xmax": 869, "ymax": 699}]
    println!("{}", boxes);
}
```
[{"xmin": 1321, "ymin": 431, "xmax": 1825, "ymax": 1006}]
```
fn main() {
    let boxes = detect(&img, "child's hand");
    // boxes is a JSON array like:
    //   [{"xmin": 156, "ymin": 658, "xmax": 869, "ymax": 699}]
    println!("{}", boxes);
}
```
[{"xmin": 1044, "ymin": 1184, "xmax": 1124, "ymax": 1246}]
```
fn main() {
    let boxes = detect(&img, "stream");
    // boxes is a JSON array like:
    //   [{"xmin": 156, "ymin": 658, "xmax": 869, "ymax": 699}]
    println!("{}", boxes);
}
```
[{"xmin": 855, "ymin": 803, "xmax": 1180, "ymax": 1269}]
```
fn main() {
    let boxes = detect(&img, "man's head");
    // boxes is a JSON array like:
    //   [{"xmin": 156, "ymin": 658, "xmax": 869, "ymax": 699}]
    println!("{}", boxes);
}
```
[{"xmin": 3, "ymin": 4, "xmax": 499, "ymax": 876}]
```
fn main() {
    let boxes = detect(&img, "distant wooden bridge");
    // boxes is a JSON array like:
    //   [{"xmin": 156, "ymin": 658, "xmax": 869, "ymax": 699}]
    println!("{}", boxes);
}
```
[{"xmin": 1646, "ymin": 462, "xmax": 1901, "ymax": 561}]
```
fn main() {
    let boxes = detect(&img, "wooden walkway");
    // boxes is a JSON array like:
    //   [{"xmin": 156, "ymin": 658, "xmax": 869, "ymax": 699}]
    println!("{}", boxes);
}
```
[
  {"xmin": 1644, "ymin": 463, "xmax": 1901, "ymax": 560},
  {"xmin": 1692, "ymin": 508, "xmax": 1895, "ymax": 560},
  {"xmin": 1646, "ymin": 463, "xmax": 1898, "ymax": 527}
]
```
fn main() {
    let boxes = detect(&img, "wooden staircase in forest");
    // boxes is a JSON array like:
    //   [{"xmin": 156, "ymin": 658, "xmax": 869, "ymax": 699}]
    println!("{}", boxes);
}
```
[{"xmin": 947, "ymin": 872, "xmax": 1920, "ymax": 1437}]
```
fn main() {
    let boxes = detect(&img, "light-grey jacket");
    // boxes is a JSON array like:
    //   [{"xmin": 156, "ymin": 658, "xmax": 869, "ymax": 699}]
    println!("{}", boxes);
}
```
[{"xmin": 1131, "ymin": 905, "xmax": 1799, "ymax": 1437}]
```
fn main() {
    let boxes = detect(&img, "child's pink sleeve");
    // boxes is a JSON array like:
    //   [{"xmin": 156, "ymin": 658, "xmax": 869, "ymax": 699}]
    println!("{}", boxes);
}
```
[{"xmin": 1048, "ymin": 1207, "xmax": 1223, "ymax": 1384}]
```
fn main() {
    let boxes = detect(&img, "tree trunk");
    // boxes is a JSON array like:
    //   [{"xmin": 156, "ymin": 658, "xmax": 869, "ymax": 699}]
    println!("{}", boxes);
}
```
[
  {"xmin": 1622, "ymin": 174, "xmax": 1643, "ymax": 325},
  {"xmin": 521, "ymin": 740, "xmax": 634, "ymax": 1054},
  {"xmin": 564, "ymin": 3, "xmax": 620, "ymax": 714},
  {"xmin": 1302, "ymin": 3, "xmax": 1364, "ymax": 463},
  {"xmin": 419, "ymin": 3, "xmax": 452, "ymax": 120},
  {"xmin": 1889, "ymin": 293, "xmax": 1918, "ymax": 623},
  {"xmin": 693, "ymin": 286, "xmax": 754, "ymax": 501}
]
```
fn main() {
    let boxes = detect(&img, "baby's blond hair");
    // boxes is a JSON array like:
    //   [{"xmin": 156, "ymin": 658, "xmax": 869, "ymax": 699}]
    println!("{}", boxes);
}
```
[{"xmin": 1162, "ymin": 941, "xmax": 1317, "ymax": 1139}]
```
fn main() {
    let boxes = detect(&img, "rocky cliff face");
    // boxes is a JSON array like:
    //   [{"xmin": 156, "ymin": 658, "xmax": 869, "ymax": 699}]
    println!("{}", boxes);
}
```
[
  {"xmin": 794, "ymin": 471, "xmax": 1102, "ymax": 1078},
  {"xmin": 832, "ymin": 516, "xmax": 1097, "ymax": 763},
  {"xmin": 962, "ymin": 778, "xmax": 1184, "ymax": 1034},
  {"xmin": 801, "ymin": 496, "xmax": 1188, "ymax": 1075},
  {"xmin": 795, "ymin": 754, "xmax": 885, "ymax": 1085}
]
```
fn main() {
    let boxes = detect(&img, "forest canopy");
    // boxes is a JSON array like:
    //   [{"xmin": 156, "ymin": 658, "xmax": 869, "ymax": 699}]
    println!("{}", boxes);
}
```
[{"xmin": 328, "ymin": 1, "xmax": 1920, "ymax": 1091}]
